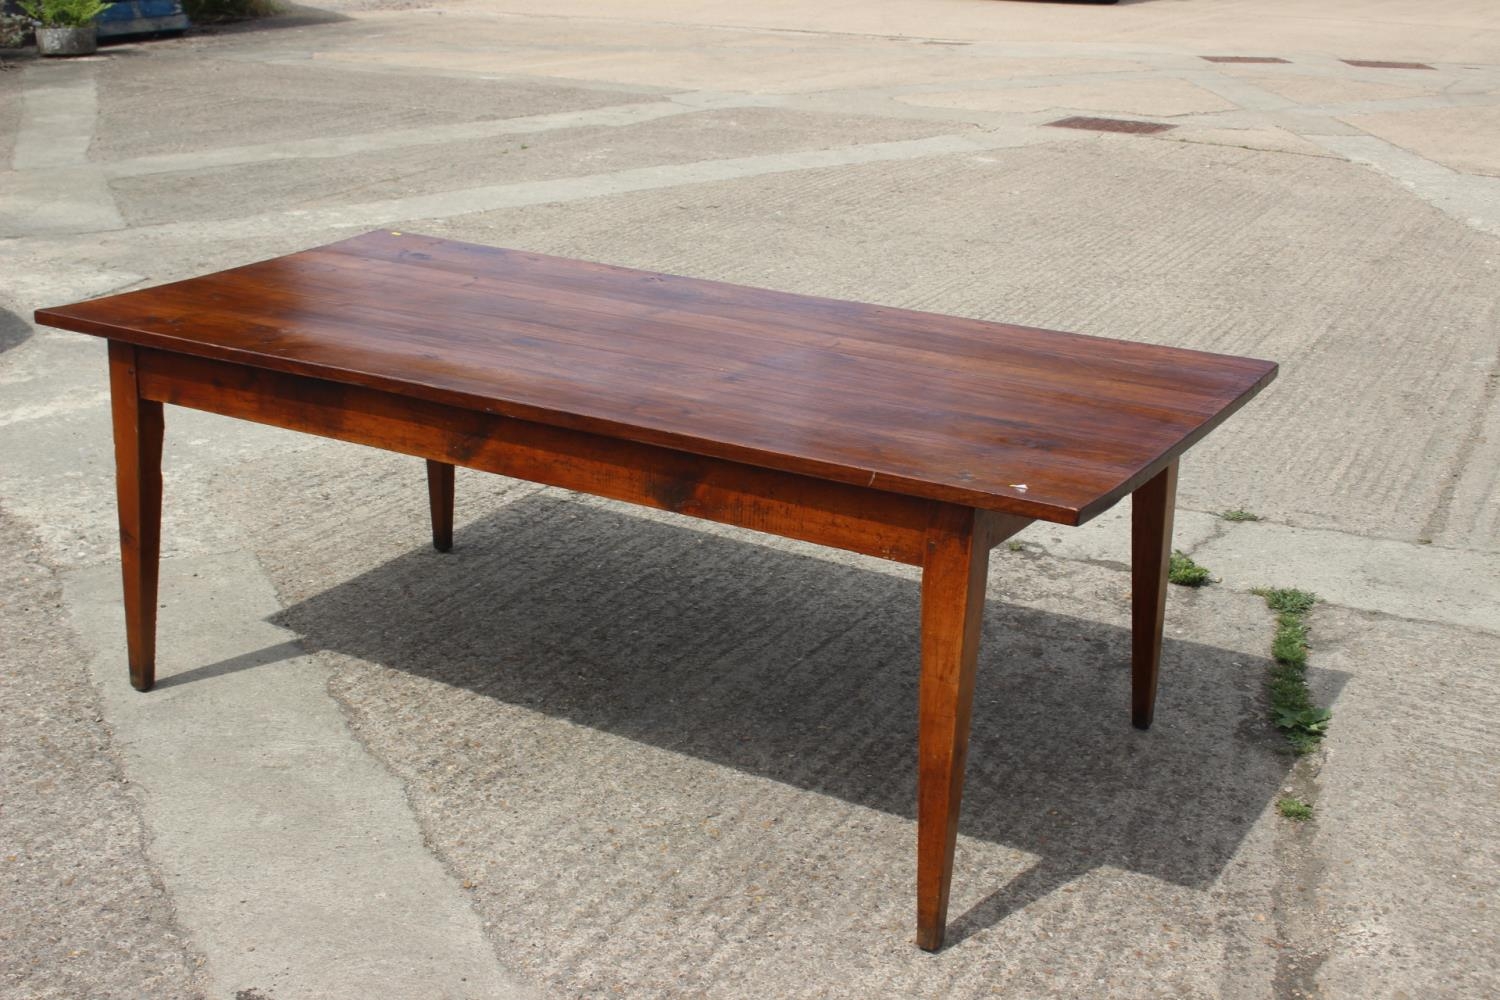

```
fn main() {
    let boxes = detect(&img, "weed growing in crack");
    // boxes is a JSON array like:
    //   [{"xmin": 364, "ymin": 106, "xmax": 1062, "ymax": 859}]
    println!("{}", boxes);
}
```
[
  {"xmin": 1277, "ymin": 796, "xmax": 1314, "ymax": 821},
  {"xmin": 1168, "ymin": 549, "xmax": 1212, "ymax": 587},
  {"xmin": 1254, "ymin": 587, "xmax": 1328, "ymax": 754}
]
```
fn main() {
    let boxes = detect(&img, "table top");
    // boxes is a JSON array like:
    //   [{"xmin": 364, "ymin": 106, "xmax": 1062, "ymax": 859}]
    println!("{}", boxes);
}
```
[{"xmin": 37, "ymin": 231, "xmax": 1276, "ymax": 525}]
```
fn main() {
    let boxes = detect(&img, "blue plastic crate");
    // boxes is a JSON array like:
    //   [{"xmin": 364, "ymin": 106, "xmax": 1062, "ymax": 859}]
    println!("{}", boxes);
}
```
[{"xmin": 97, "ymin": 0, "xmax": 190, "ymax": 39}]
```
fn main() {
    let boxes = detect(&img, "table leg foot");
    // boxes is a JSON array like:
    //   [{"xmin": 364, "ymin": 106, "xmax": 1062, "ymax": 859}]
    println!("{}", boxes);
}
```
[
  {"xmin": 427, "ymin": 459, "xmax": 455, "ymax": 552},
  {"xmin": 1131, "ymin": 462, "xmax": 1178, "ymax": 730},
  {"xmin": 916, "ymin": 506, "xmax": 991, "ymax": 952},
  {"xmin": 109, "ymin": 342, "xmax": 163, "ymax": 693}
]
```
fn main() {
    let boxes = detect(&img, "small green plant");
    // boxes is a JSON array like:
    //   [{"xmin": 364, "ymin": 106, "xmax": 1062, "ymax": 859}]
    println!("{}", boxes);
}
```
[
  {"xmin": 1277, "ymin": 796, "xmax": 1313, "ymax": 821},
  {"xmin": 1168, "ymin": 549, "xmax": 1212, "ymax": 587},
  {"xmin": 1254, "ymin": 587, "xmax": 1327, "ymax": 754},
  {"xmin": 1220, "ymin": 508, "xmax": 1260, "ymax": 522},
  {"xmin": 18, "ymin": 0, "xmax": 108, "ymax": 27},
  {"xmin": 1007, "ymin": 540, "xmax": 1025, "ymax": 552}
]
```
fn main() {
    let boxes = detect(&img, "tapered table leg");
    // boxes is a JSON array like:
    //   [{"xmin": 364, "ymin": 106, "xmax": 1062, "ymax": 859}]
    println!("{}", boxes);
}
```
[
  {"xmin": 916, "ymin": 505, "xmax": 991, "ymax": 951},
  {"xmin": 108, "ymin": 342, "xmax": 164, "ymax": 693},
  {"xmin": 1131, "ymin": 462, "xmax": 1178, "ymax": 730},
  {"xmin": 426, "ymin": 459, "xmax": 455, "ymax": 552}
]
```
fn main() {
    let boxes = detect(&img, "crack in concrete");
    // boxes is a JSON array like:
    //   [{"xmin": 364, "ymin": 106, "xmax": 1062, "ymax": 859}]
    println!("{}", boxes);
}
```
[{"xmin": 1270, "ymin": 755, "xmax": 1331, "ymax": 1000}]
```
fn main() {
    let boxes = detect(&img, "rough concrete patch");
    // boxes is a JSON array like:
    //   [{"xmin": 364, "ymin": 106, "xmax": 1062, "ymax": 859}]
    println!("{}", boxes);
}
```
[
  {"xmin": 107, "ymin": 106, "xmax": 955, "ymax": 227},
  {"xmin": 0, "ymin": 506, "xmax": 207, "ymax": 1000},
  {"xmin": 1304, "ymin": 607, "xmax": 1500, "ymax": 998},
  {"xmin": 1343, "ymin": 104, "xmax": 1500, "ymax": 178},
  {"xmin": 1436, "ymin": 371, "xmax": 1500, "ymax": 551},
  {"xmin": 89, "ymin": 56, "xmax": 647, "ymax": 161}
]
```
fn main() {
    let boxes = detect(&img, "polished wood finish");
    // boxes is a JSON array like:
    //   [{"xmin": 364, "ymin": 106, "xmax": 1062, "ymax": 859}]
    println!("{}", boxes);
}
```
[
  {"xmin": 107, "ymin": 341, "xmax": 164, "ymax": 692},
  {"xmin": 1131, "ymin": 462, "xmax": 1178, "ymax": 730},
  {"xmin": 426, "ymin": 460, "xmax": 455, "ymax": 552},
  {"xmin": 36, "ymin": 230, "xmax": 1276, "ymax": 528},
  {"xmin": 133, "ymin": 350, "xmax": 941, "ymax": 566},
  {"xmin": 37, "ymin": 233, "xmax": 1277, "ymax": 950},
  {"xmin": 916, "ymin": 507, "xmax": 1027, "ymax": 951}
]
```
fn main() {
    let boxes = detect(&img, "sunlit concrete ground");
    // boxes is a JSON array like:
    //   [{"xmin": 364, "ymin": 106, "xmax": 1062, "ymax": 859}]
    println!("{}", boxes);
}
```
[{"xmin": 2, "ymin": 1, "xmax": 1497, "ymax": 997}]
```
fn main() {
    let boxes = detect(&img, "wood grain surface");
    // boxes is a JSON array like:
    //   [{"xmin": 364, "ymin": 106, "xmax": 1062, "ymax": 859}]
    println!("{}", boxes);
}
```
[{"xmin": 37, "ymin": 231, "xmax": 1276, "ymax": 525}]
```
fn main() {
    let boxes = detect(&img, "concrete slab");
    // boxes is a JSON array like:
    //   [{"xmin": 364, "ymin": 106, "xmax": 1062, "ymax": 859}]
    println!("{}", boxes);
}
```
[
  {"xmin": 4, "ymin": 1, "xmax": 1500, "ymax": 994},
  {"xmin": 89, "ymin": 50, "xmax": 644, "ymax": 161},
  {"xmin": 1304, "ymin": 607, "xmax": 1500, "ymax": 998},
  {"xmin": 1161, "ymin": 125, "xmax": 1338, "ymax": 158},
  {"xmin": 1342, "ymin": 104, "xmax": 1500, "ymax": 177},
  {"xmin": 1237, "ymin": 72, "xmax": 1436, "ymax": 106},
  {"xmin": 0, "ymin": 508, "xmax": 206, "ymax": 1000},
  {"xmin": 1196, "ymin": 522, "xmax": 1500, "ymax": 635},
  {"xmin": 106, "ymin": 107, "xmax": 956, "ymax": 227},
  {"xmin": 62, "ymin": 549, "xmax": 540, "ymax": 1000},
  {"xmin": 455, "ymin": 0, "xmax": 1500, "ymax": 63},
  {"xmin": 897, "ymin": 78, "xmax": 1236, "ymax": 116}
]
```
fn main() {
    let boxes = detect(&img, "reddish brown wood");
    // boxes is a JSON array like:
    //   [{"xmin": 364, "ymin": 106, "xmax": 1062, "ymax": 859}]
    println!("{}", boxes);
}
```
[
  {"xmin": 35, "ymin": 235, "xmax": 1281, "ymax": 952},
  {"xmin": 107, "ymin": 341, "xmax": 163, "ymax": 692},
  {"xmin": 134, "ymin": 350, "xmax": 942, "ymax": 566},
  {"xmin": 35, "ymin": 231, "xmax": 1276, "ymax": 527},
  {"xmin": 1131, "ymin": 461, "xmax": 1178, "ymax": 730},
  {"xmin": 426, "ymin": 460, "xmax": 455, "ymax": 552},
  {"xmin": 916, "ymin": 506, "xmax": 1006, "ymax": 951}
]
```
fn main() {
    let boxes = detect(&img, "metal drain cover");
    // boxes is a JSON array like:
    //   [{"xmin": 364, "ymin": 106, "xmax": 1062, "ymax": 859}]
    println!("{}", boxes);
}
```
[
  {"xmin": 1342, "ymin": 59, "xmax": 1435, "ymax": 70},
  {"xmin": 1201, "ymin": 56, "xmax": 1291, "ymax": 64},
  {"xmin": 1045, "ymin": 116, "xmax": 1177, "ymax": 135}
]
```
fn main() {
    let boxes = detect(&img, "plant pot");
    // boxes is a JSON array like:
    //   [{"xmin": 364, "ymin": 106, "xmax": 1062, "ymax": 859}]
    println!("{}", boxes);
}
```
[{"xmin": 36, "ymin": 24, "xmax": 98, "ymax": 57}]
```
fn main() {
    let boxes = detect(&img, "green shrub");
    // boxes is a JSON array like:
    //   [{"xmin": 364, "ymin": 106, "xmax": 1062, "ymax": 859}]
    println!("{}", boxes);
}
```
[{"xmin": 18, "ymin": 0, "xmax": 109, "ymax": 27}]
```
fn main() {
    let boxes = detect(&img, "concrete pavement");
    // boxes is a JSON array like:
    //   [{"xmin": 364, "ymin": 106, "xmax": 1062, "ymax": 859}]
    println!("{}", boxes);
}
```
[{"xmin": 2, "ymin": 1, "xmax": 1497, "ymax": 996}]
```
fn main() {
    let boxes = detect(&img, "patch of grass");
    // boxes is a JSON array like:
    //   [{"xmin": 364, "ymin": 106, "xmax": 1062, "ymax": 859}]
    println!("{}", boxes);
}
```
[
  {"xmin": 1277, "ymin": 796, "xmax": 1314, "ymax": 821},
  {"xmin": 1168, "ymin": 549, "xmax": 1212, "ymax": 587},
  {"xmin": 1006, "ymin": 540, "xmax": 1025, "ymax": 552},
  {"xmin": 1220, "ymin": 508, "xmax": 1260, "ymax": 522},
  {"xmin": 1254, "ymin": 587, "xmax": 1328, "ymax": 754},
  {"xmin": 1260, "ymin": 587, "xmax": 1317, "ymax": 615}
]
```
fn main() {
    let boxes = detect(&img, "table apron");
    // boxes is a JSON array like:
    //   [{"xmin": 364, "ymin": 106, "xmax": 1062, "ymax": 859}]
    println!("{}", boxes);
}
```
[{"xmin": 133, "ymin": 347, "xmax": 997, "ymax": 565}]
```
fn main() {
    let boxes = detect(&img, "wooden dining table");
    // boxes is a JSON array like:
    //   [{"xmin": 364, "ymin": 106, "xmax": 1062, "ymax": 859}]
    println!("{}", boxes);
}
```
[{"xmin": 35, "ymin": 231, "xmax": 1276, "ymax": 950}]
